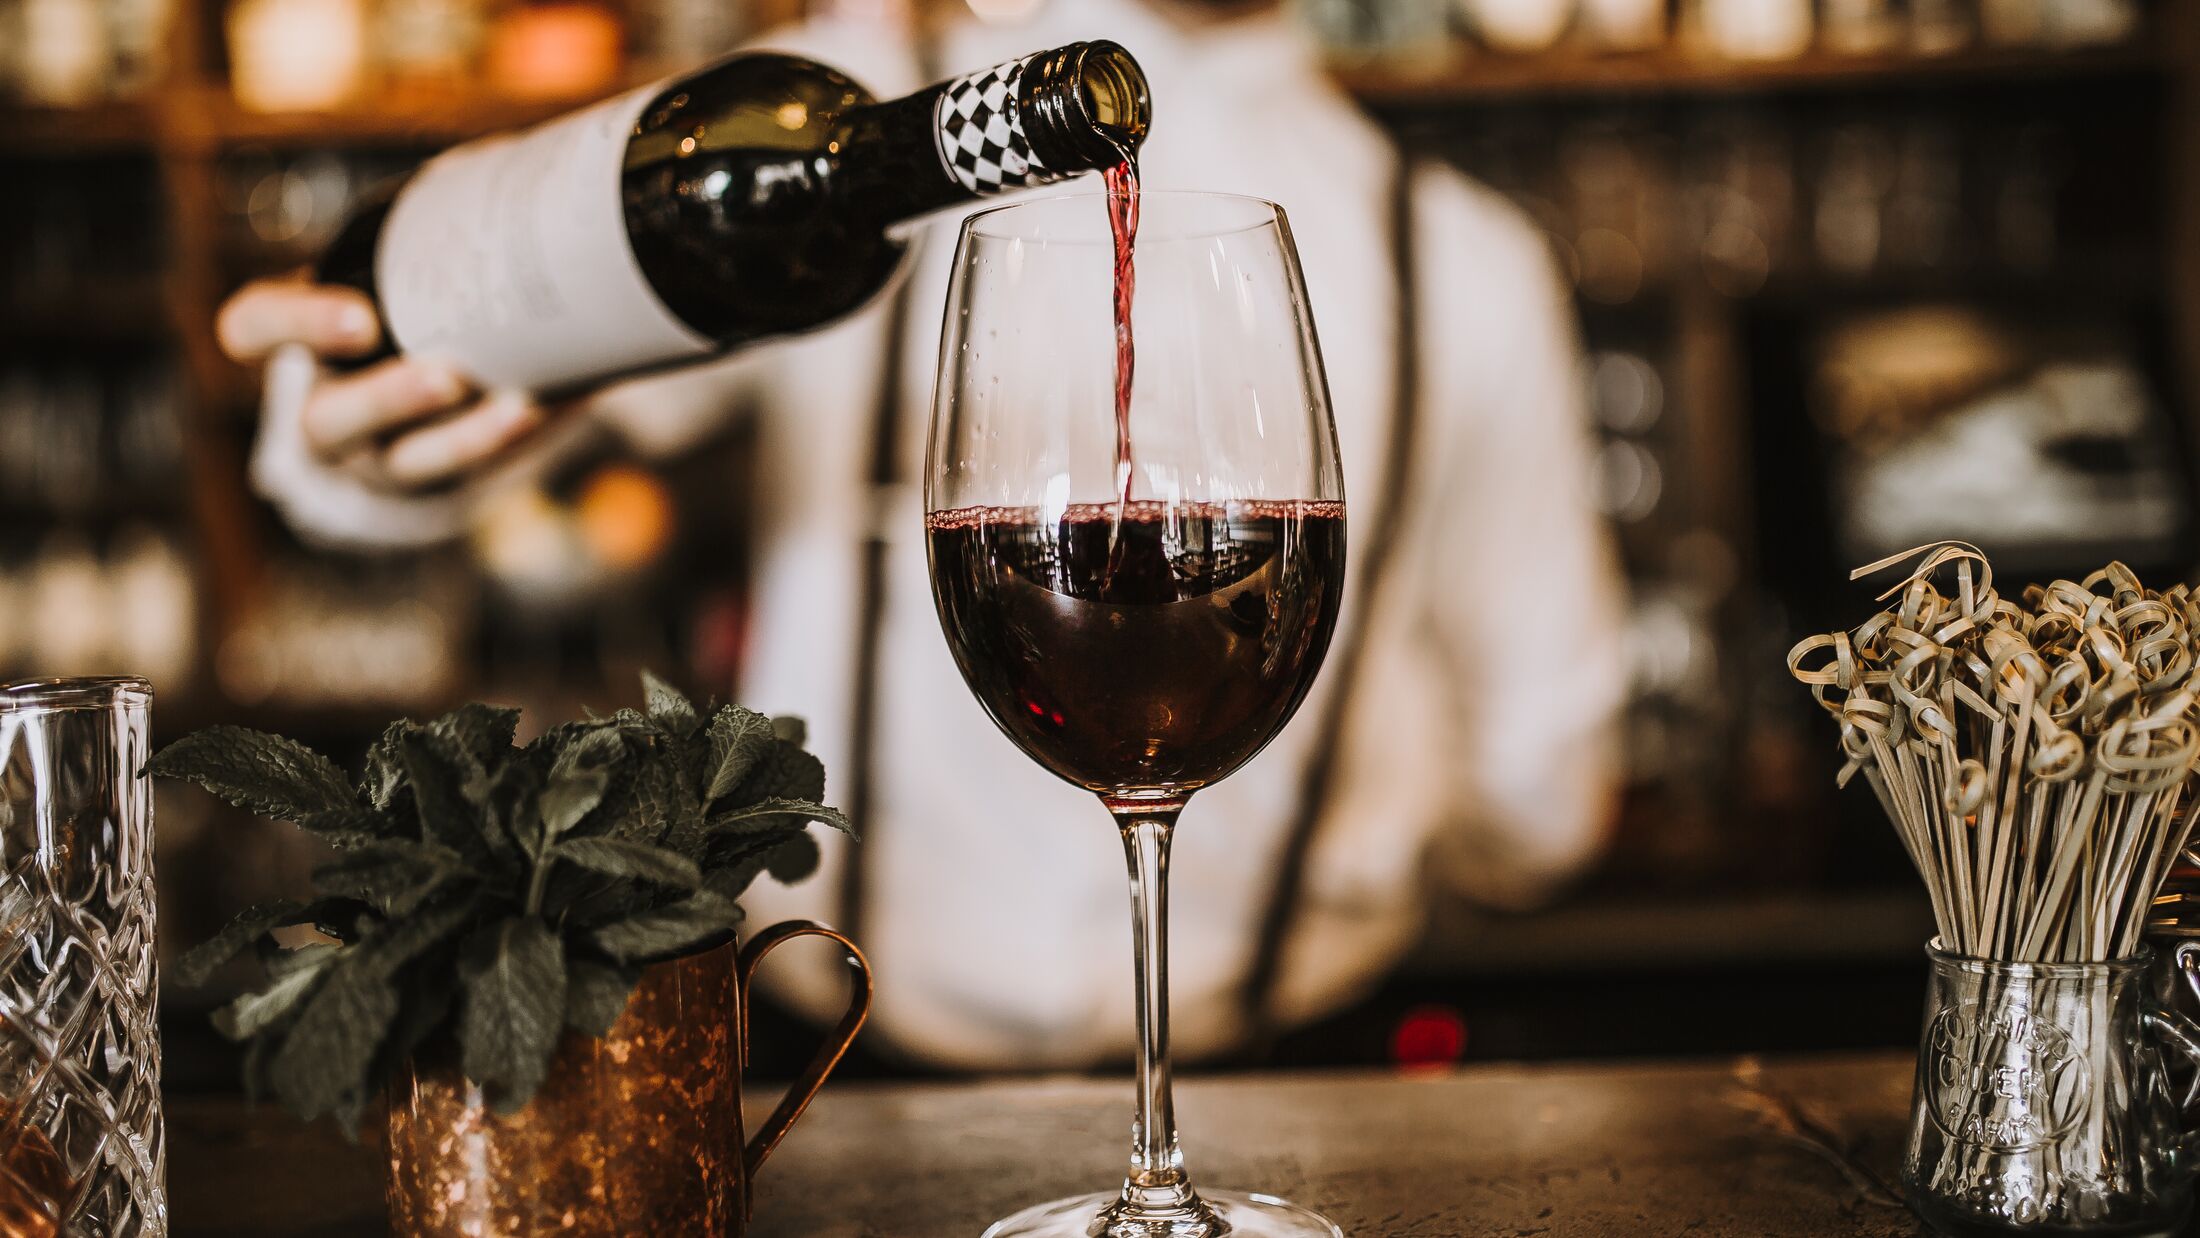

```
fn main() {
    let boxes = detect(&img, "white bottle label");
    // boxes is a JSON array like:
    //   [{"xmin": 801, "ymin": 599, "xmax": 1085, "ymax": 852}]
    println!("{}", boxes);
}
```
[{"xmin": 376, "ymin": 83, "xmax": 713, "ymax": 392}]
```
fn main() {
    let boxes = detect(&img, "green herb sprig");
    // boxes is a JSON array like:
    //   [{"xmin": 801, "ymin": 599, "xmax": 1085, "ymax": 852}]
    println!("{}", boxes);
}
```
[{"xmin": 156, "ymin": 672, "xmax": 850, "ymax": 1131}]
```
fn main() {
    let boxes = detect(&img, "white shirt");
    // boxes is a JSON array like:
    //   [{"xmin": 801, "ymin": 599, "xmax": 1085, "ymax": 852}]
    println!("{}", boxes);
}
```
[{"xmin": 252, "ymin": 1, "xmax": 1626, "ymax": 1069}]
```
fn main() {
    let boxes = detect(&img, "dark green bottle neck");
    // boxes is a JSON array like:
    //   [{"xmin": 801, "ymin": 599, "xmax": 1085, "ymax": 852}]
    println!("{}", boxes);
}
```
[{"xmin": 828, "ymin": 84, "xmax": 977, "ymax": 226}]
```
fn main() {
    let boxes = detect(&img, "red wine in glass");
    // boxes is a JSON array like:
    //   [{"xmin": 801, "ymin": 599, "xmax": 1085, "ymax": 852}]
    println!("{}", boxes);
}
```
[
  {"xmin": 926, "ymin": 499, "xmax": 1345, "ymax": 795},
  {"xmin": 932, "ymin": 190, "xmax": 1347, "ymax": 1238}
]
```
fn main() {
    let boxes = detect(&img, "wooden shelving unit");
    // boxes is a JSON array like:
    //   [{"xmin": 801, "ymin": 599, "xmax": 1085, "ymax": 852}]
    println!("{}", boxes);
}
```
[
  {"xmin": 0, "ymin": 17, "xmax": 2184, "ymax": 703},
  {"xmin": 1333, "ymin": 40, "xmax": 2165, "ymax": 105}
]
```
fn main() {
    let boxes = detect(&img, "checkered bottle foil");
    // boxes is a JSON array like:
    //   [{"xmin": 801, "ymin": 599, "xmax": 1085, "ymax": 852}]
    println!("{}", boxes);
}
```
[{"xmin": 933, "ymin": 42, "xmax": 1150, "ymax": 196}]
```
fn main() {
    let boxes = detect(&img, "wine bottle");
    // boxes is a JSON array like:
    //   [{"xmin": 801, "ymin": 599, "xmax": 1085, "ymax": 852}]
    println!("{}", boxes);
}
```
[{"xmin": 318, "ymin": 41, "xmax": 1150, "ymax": 394}]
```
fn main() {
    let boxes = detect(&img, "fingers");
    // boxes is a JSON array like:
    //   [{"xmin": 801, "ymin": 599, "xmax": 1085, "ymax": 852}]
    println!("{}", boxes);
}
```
[
  {"xmin": 301, "ymin": 358, "xmax": 474, "ymax": 461},
  {"xmin": 379, "ymin": 392, "xmax": 547, "ymax": 491},
  {"xmin": 217, "ymin": 279, "xmax": 383, "ymax": 363}
]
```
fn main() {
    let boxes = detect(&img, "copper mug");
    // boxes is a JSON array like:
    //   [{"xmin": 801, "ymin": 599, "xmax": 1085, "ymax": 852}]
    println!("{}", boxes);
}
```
[{"xmin": 385, "ymin": 921, "xmax": 872, "ymax": 1236}]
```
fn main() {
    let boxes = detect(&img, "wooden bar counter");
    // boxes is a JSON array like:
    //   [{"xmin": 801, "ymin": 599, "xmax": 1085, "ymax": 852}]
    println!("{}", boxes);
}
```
[{"xmin": 166, "ymin": 1052, "xmax": 1928, "ymax": 1236}]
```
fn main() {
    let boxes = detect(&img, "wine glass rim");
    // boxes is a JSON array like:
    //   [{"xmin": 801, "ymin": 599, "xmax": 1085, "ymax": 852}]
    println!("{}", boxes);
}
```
[
  {"xmin": 962, "ymin": 189, "xmax": 1285, "ymax": 244},
  {"xmin": 0, "ymin": 676, "xmax": 153, "ymax": 713}
]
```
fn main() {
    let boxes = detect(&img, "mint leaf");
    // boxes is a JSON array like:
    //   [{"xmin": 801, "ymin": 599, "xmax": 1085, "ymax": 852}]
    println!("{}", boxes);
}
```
[
  {"xmin": 709, "ymin": 798, "xmax": 855, "ymax": 837},
  {"xmin": 591, "ymin": 893, "xmax": 744, "ymax": 964},
  {"xmin": 429, "ymin": 703, "xmax": 521, "ymax": 768},
  {"xmin": 211, "ymin": 951, "xmax": 332, "ymax": 1039},
  {"xmin": 313, "ymin": 840, "xmax": 465, "ymax": 917},
  {"xmin": 614, "ymin": 753, "xmax": 680, "ymax": 844},
  {"xmin": 361, "ymin": 721, "xmax": 417, "ymax": 810},
  {"xmin": 737, "ymin": 742, "xmax": 826, "ymax": 805},
  {"xmin": 151, "ymin": 727, "xmax": 353, "ymax": 820},
  {"xmin": 541, "ymin": 728, "xmax": 621, "ymax": 843},
  {"xmin": 641, "ymin": 671, "xmax": 698, "ymax": 737},
  {"xmin": 771, "ymin": 716, "xmax": 807, "ymax": 746},
  {"xmin": 457, "ymin": 917, "xmax": 567, "ymax": 1115},
  {"xmin": 474, "ymin": 759, "xmax": 540, "ymax": 859},
  {"xmin": 358, "ymin": 895, "xmax": 478, "ymax": 976},
  {"xmin": 704, "ymin": 707, "xmax": 778, "ymax": 802},
  {"xmin": 268, "ymin": 953, "xmax": 400, "ymax": 1121},
  {"xmin": 295, "ymin": 805, "xmax": 400, "ymax": 847},
  {"xmin": 765, "ymin": 832, "xmax": 820, "ymax": 883},
  {"xmin": 701, "ymin": 855, "xmax": 771, "ymax": 904},
  {"xmin": 564, "ymin": 954, "xmax": 641, "ymax": 1038},
  {"xmin": 174, "ymin": 899, "xmax": 307, "ymax": 988},
  {"xmin": 399, "ymin": 733, "xmax": 487, "ymax": 861},
  {"xmin": 553, "ymin": 837, "xmax": 701, "ymax": 889}
]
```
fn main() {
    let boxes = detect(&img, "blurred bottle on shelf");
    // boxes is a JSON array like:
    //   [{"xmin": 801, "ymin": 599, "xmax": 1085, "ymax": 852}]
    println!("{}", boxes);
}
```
[
  {"xmin": 2, "ymin": 0, "xmax": 174, "ymax": 102},
  {"xmin": 1688, "ymin": 119, "xmax": 1794, "ymax": 295},
  {"xmin": 1559, "ymin": 123, "xmax": 1670, "ymax": 303},
  {"xmin": 1289, "ymin": 0, "xmax": 1453, "ymax": 67},
  {"xmin": 24, "ymin": 533, "xmax": 111, "ymax": 673},
  {"xmin": 1908, "ymin": 0, "xmax": 1974, "ymax": 53},
  {"xmin": 376, "ymin": 0, "xmax": 485, "ymax": 84},
  {"xmin": 1820, "ymin": 0, "xmax": 1898, "ymax": 53},
  {"xmin": 1693, "ymin": 0, "xmax": 1813, "ymax": 60},
  {"xmin": 1461, "ymin": 0, "xmax": 1574, "ymax": 55},
  {"xmin": 18, "ymin": 0, "xmax": 109, "ymax": 105},
  {"xmin": 1576, "ymin": 0, "xmax": 1664, "ymax": 51},
  {"xmin": 215, "ymin": 556, "xmax": 467, "ymax": 709},
  {"xmin": 1980, "ymin": 0, "xmax": 2049, "ymax": 44},
  {"xmin": 104, "ymin": 0, "xmax": 172, "ymax": 94},
  {"xmin": 1881, "ymin": 121, "xmax": 1962, "ymax": 271},
  {"xmin": 0, "ymin": 535, "xmax": 194, "ymax": 688},
  {"xmin": 2040, "ymin": 0, "xmax": 2140, "ymax": 47},
  {"xmin": 109, "ymin": 529, "xmax": 196, "ymax": 687},
  {"xmin": 634, "ymin": 0, "xmax": 747, "ymax": 66},
  {"xmin": 1587, "ymin": 349, "xmax": 1664, "ymax": 435},
  {"xmin": 483, "ymin": 0, "xmax": 624, "ymax": 100},
  {"xmin": 1813, "ymin": 123, "xmax": 1893, "ymax": 276},
  {"xmin": 226, "ymin": 0, "xmax": 370, "ymax": 110},
  {"xmin": 1978, "ymin": 0, "xmax": 2134, "ymax": 47}
]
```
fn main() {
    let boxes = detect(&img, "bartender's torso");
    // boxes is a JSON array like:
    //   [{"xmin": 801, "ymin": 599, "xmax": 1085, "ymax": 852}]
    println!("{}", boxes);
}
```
[{"xmin": 713, "ymin": 1, "xmax": 1472, "ymax": 1069}]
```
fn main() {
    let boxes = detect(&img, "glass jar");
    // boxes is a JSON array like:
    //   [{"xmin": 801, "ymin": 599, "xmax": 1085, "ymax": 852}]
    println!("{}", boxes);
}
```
[
  {"xmin": 0, "ymin": 677, "xmax": 165, "ymax": 1236},
  {"xmin": 1904, "ymin": 941, "xmax": 2200, "ymax": 1237}
]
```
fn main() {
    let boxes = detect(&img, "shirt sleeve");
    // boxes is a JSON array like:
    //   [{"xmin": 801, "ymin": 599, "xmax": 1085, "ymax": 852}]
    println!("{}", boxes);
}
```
[
  {"xmin": 248, "ymin": 346, "xmax": 768, "ymax": 551},
  {"xmin": 1407, "ymin": 163, "xmax": 1629, "ymax": 909}
]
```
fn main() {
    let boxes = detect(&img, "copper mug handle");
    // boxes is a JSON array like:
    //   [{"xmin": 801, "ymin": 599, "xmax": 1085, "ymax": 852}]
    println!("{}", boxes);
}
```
[{"xmin": 735, "ymin": 919, "xmax": 874, "ymax": 1192}]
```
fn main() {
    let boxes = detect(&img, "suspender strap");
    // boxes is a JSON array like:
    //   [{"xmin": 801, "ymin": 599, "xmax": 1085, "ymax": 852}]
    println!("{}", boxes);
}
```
[
  {"xmin": 835, "ymin": 32, "xmax": 943, "ymax": 952},
  {"xmin": 1238, "ymin": 155, "xmax": 1424, "ymax": 1043},
  {"xmin": 836, "ymin": 277, "xmax": 917, "ymax": 945}
]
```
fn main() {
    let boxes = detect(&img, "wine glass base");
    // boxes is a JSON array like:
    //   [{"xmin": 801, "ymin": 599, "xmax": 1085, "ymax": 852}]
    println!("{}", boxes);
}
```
[{"xmin": 982, "ymin": 1189, "xmax": 1344, "ymax": 1238}]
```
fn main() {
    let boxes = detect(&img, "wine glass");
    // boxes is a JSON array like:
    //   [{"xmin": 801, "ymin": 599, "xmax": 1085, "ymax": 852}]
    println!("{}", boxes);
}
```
[{"xmin": 926, "ymin": 190, "xmax": 1347, "ymax": 1238}]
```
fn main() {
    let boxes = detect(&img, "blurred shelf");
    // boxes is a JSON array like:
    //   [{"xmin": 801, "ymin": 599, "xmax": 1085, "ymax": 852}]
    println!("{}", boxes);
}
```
[
  {"xmin": 0, "ymin": 100, "xmax": 163, "ymax": 155},
  {"xmin": 0, "ymin": 280, "xmax": 174, "ymax": 341},
  {"xmin": 1337, "ymin": 42, "xmax": 2165, "ymax": 106},
  {"xmin": 0, "ymin": 492, "xmax": 191, "ymax": 523},
  {"xmin": 174, "ymin": 85, "xmax": 583, "ymax": 148},
  {"xmin": 1408, "ymin": 886, "xmax": 1937, "ymax": 973},
  {"xmin": 2, "ymin": 83, "xmax": 633, "ymax": 155}
]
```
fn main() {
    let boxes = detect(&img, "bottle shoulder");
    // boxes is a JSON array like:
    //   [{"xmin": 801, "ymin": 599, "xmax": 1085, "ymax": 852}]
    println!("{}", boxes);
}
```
[{"xmin": 629, "ymin": 52, "xmax": 879, "ymax": 169}]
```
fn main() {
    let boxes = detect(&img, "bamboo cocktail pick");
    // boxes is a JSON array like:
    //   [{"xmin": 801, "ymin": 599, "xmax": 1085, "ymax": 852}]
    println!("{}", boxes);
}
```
[{"xmin": 1789, "ymin": 542, "xmax": 2200, "ymax": 963}]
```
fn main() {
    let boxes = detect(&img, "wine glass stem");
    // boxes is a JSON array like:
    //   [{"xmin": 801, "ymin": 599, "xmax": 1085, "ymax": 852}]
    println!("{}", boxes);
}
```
[{"xmin": 1110, "ymin": 799, "xmax": 1215, "ymax": 1228}]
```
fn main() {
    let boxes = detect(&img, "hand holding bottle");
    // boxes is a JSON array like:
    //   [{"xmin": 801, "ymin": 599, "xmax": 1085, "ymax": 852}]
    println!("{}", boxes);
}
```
[{"xmin": 218, "ymin": 277, "xmax": 549, "ymax": 492}]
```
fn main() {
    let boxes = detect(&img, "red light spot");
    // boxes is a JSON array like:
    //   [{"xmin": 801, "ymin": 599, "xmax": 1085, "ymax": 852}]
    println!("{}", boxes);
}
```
[
  {"xmin": 1390, "ymin": 1006, "xmax": 1467, "ymax": 1069},
  {"xmin": 1050, "ymin": 711, "xmax": 1066, "ymax": 725},
  {"xmin": 1027, "ymin": 700, "xmax": 1045, "ymax": 716}
]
